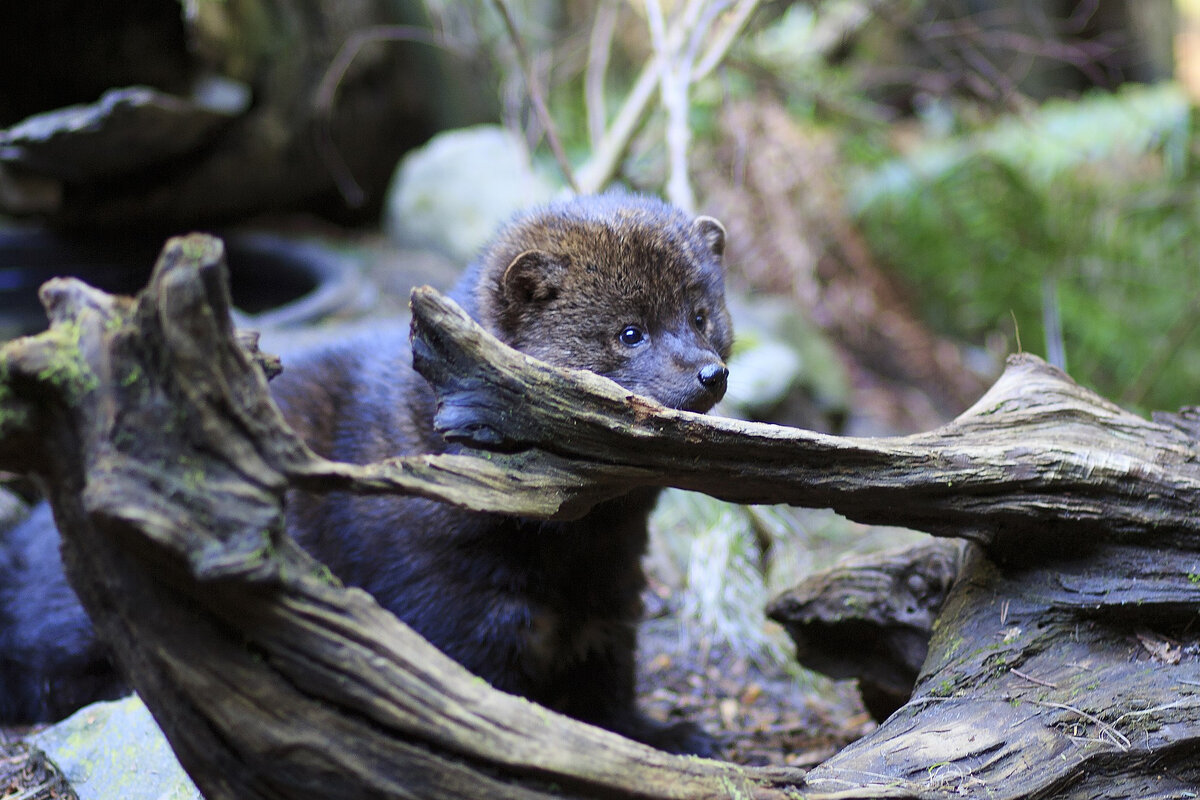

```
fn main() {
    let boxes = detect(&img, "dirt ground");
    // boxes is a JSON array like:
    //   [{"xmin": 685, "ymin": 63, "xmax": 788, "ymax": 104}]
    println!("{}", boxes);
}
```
[
  {"xmin": 636, "ymin": 615, "xmax": 875, "ymax": 768},
  {"xmin": 0, "ymin": 739, "xmax": 74, "ymax": 800}
]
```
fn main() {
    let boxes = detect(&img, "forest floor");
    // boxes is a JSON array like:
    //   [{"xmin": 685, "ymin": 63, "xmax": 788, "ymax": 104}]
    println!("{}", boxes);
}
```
[
  {"xmin": 636, "ymin": 615, "xmax": 876, "ymax": 768},
  {"xmin": 0, "ymin": 739, "xmax": 74, "ymax": 800}
]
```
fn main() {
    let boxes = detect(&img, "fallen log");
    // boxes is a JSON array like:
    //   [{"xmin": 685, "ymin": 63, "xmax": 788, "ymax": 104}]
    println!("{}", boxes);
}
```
[
  {"xmin": 0, "ymin": 233, "xmax": 1197, "ymax": 798},
  {"xmin": 765, "ymin": 539, "xmax": 966, "ymax": 722},
  {"xmin": 0, "ymin": 1, "xmax": 454, "ymax": 225},
  {"xmin": 408, "ymin": 286, "xmax": 1200, "ymax": 554},
  {"xmin": 0, "ymin": 235, "xmax": 799, "ymax": 800},
  {"xmin": 408, "ymin": 275, "xmax": 1200, "ymax": 797}
]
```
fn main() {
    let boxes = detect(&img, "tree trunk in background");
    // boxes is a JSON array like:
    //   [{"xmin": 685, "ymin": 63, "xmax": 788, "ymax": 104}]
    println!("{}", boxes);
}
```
[{"xmin": 0, "ymin": 0, "xmax": 485, "ymax": 227}]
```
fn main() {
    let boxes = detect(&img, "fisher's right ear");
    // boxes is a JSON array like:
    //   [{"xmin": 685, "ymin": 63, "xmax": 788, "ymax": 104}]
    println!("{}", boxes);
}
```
[
  {"xmin": 501, "ymin": 249, "xmax": 566, "ymax": 305},
  {"xmin": 692, "ymin": 216, "xmax": 726, "ymax": 258}
]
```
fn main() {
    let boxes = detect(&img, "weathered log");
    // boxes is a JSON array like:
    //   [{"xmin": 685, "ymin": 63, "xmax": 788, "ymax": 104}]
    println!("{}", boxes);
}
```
[
  {"xmin": 0, "ymin": 233, "xmax": 1197, "ymax": 798},
  {"xmin": 405, "ymin": 290, "xmax": 1200, "ymax": 796},
  {"xmin": 0, "ymin": 1, "xmax": 455, "ymax": 226},
  {"xmin": 765, "ymin": 539, "xmax": 966, "ymax": 722},
  {"xmin": 407, "ymin": 286, "xmax": 1200, "ymax": 555},
  {"xmin": 0, "ymin": 235, "xmax": 800, "ymax": 800}
]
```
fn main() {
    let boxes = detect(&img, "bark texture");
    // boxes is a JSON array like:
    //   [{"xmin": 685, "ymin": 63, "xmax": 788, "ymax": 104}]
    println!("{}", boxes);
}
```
[
  {"xmin": 0, "ymin": 234, "xmax": 1197, "ymax": 799},
  {"xmin": 766, "ymin": 539, "xmax": 966, "ymax": 722}
]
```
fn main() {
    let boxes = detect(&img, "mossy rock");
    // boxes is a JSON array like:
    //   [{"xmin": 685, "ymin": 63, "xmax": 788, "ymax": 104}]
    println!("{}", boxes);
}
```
[{"xmin": 30, "ymin": 695, "xmax": 200, "ymax": 800}]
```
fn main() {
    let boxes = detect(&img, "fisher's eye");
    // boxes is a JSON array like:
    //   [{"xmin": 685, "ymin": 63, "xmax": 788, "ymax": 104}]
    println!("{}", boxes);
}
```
[
  {"xmin": 692, "ymin": 309, "xmax": 708, "ymax": 333},
  {"xmin": 619, "ymin": 325, "xmax": 646, "ymax": 347}
]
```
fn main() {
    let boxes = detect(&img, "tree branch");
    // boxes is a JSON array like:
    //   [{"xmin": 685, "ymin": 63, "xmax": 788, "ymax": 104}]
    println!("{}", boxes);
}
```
[
  {"xmin": 406, "ymin": 285, "xmax": 1200, "ymax": 557},
  {"xmin": 576, "ymin": 0, "xmax": 760, "ymax": 195},
  {"xmin": 2, "ymin": 235, "xmax": 1197, "ymax": 798},
  {"xmin": 489, "ymin": 0, "xmax": 580, "ymax": 193},
  {"xmin": 585, "ymin": 0, "xmax": 620, "ymax": 150}
]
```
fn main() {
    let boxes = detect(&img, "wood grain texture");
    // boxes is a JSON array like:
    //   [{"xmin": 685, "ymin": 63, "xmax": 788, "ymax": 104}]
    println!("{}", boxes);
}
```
[{"xmin": 1, "ymin": 233, "xmax": 1196, "ymax": 798}]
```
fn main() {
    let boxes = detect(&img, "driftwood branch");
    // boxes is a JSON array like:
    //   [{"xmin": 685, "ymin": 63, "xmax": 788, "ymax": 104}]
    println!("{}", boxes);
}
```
[
  {"xmin": 407, "ymin": 285, "xmax": 1200, "ymax": 553},
  {"xmin": 766, "ymin": 539, "xmax": 967, "ymax": 722},
  {"xmin": 0, "ymin": 236, "xmax": 797, "ymax": 800},
  {"xmin": 1, "ymin": 234, "xmax": 1198, "ymax": 798}
]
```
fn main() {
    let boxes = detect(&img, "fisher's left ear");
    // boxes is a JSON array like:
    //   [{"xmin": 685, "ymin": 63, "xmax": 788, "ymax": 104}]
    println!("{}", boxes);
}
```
[
  {"xmin": 501, "ymin": 249, "xmax": 566, "ymax": 305},
  {"xmin": 692, "ymin": 215, "xmax": 726, "ymax": 257}
]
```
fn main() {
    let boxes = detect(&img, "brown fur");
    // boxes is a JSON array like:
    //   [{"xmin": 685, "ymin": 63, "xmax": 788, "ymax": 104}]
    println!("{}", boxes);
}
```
[
  {"xmin": 0, "ymin": 194, "xmax": 734, "ymax": 752},
  {"xmin": 271, "ymin": 194, "xmax": 734, "ymax": 754}
]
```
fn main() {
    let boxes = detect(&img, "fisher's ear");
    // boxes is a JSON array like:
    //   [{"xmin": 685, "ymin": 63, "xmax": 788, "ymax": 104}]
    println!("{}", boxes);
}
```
[
  {"xmin": 692, "ymin": 215, "xmax": 726, "ymax": 257},
  {"xmin": 502, "ymin": 249, "xmax": 566, "ymax": 305}
]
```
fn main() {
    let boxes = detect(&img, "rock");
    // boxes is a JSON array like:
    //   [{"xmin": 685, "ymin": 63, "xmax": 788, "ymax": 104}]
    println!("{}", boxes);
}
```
[
  {"xmin": 722, "ymin": 294, "xmax": 850, "ymax": 433},
  {"xmin": 30, "ymin": 695, "xmax": 200, "ymax": 800},
  {"xmin": 385, "ymin": 125, "xmax": 560, "ymax": 262}
]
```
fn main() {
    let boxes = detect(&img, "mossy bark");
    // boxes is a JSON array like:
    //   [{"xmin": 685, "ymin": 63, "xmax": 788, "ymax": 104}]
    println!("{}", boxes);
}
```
[{"xmin": 0, "ymin": 233, "xmax": 1197, "ymax": 799}]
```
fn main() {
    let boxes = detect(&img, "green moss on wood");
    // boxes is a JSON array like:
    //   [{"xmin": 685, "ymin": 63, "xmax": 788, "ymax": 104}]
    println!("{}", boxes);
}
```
[{"xmin": 38, "ymin": 322, "xmax": 99, "ymax": 402}]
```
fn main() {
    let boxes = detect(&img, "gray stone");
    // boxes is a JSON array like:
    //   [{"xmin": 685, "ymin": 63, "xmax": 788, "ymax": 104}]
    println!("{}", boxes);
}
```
[
  {"xmin": 385, "ymin": 124, "xmax": 560, "ymax": 262},
  {"xmin": 31, "ymin": 695, "xmax": 202, "ymax": 800}
]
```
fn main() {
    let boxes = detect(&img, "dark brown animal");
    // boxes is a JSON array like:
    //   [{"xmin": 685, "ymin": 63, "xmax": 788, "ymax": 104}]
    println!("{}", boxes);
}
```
[
  {"xmin": 272, "ymin": 193, "xmax": 733, "ymax": 754},
  {"xmin": 1, "ymin": 194, "xmax": 733, "ymax": 756}
]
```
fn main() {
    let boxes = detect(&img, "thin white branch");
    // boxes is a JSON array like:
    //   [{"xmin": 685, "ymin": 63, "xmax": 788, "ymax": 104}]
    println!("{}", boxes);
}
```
[
  {"xmin": 577, "ymin": 0, "xmax": 705, "ymax": 195},
  {"xmin": 576, "ymin": 51, "xmax": 663, "ymax": 194},
  {"xmin": 693, "ymin": 0, "xmax": 761, "ymax": 80},
  {"xmin": 576, "ymin": 0, "xmax": 761, "ymax": 198},
  {"xmin": 586, "ymin": 0, "xmax": 621, "ymax": 150},
  {"xmin": 647, "ymin": 0, "xmax": 706, "ymax": 212}
]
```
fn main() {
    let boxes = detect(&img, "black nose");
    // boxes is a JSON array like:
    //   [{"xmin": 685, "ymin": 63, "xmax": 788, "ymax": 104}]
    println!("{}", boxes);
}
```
[{"xmin": 697, "ymin": 363, "xmax": 728, "ymax": 396}]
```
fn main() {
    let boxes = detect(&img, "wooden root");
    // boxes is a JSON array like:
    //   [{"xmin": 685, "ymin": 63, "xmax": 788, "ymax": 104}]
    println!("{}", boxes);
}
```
[{"xmin": 1, "ymin": 234, "xmax": 1197, "ymax": 798}]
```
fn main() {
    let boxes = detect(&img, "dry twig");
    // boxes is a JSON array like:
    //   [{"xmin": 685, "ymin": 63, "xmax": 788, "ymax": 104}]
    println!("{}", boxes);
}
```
[
  {"xmin": 488, "ymin": 0, "xmax": 581, "ymax": 193},
  {"xmin": 577, "ymin": 0, "xmax": 760, "ymax": 195}
]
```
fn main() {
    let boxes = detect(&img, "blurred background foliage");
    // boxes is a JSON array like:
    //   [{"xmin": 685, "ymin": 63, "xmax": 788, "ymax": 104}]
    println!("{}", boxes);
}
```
[
  {"xmin": 424, "ymin": 0, "xmax": 1195, "ymax": 415},
  {"xmin": 852, "ymin": 82, "xmax": 1198, "ymax": 411}
]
